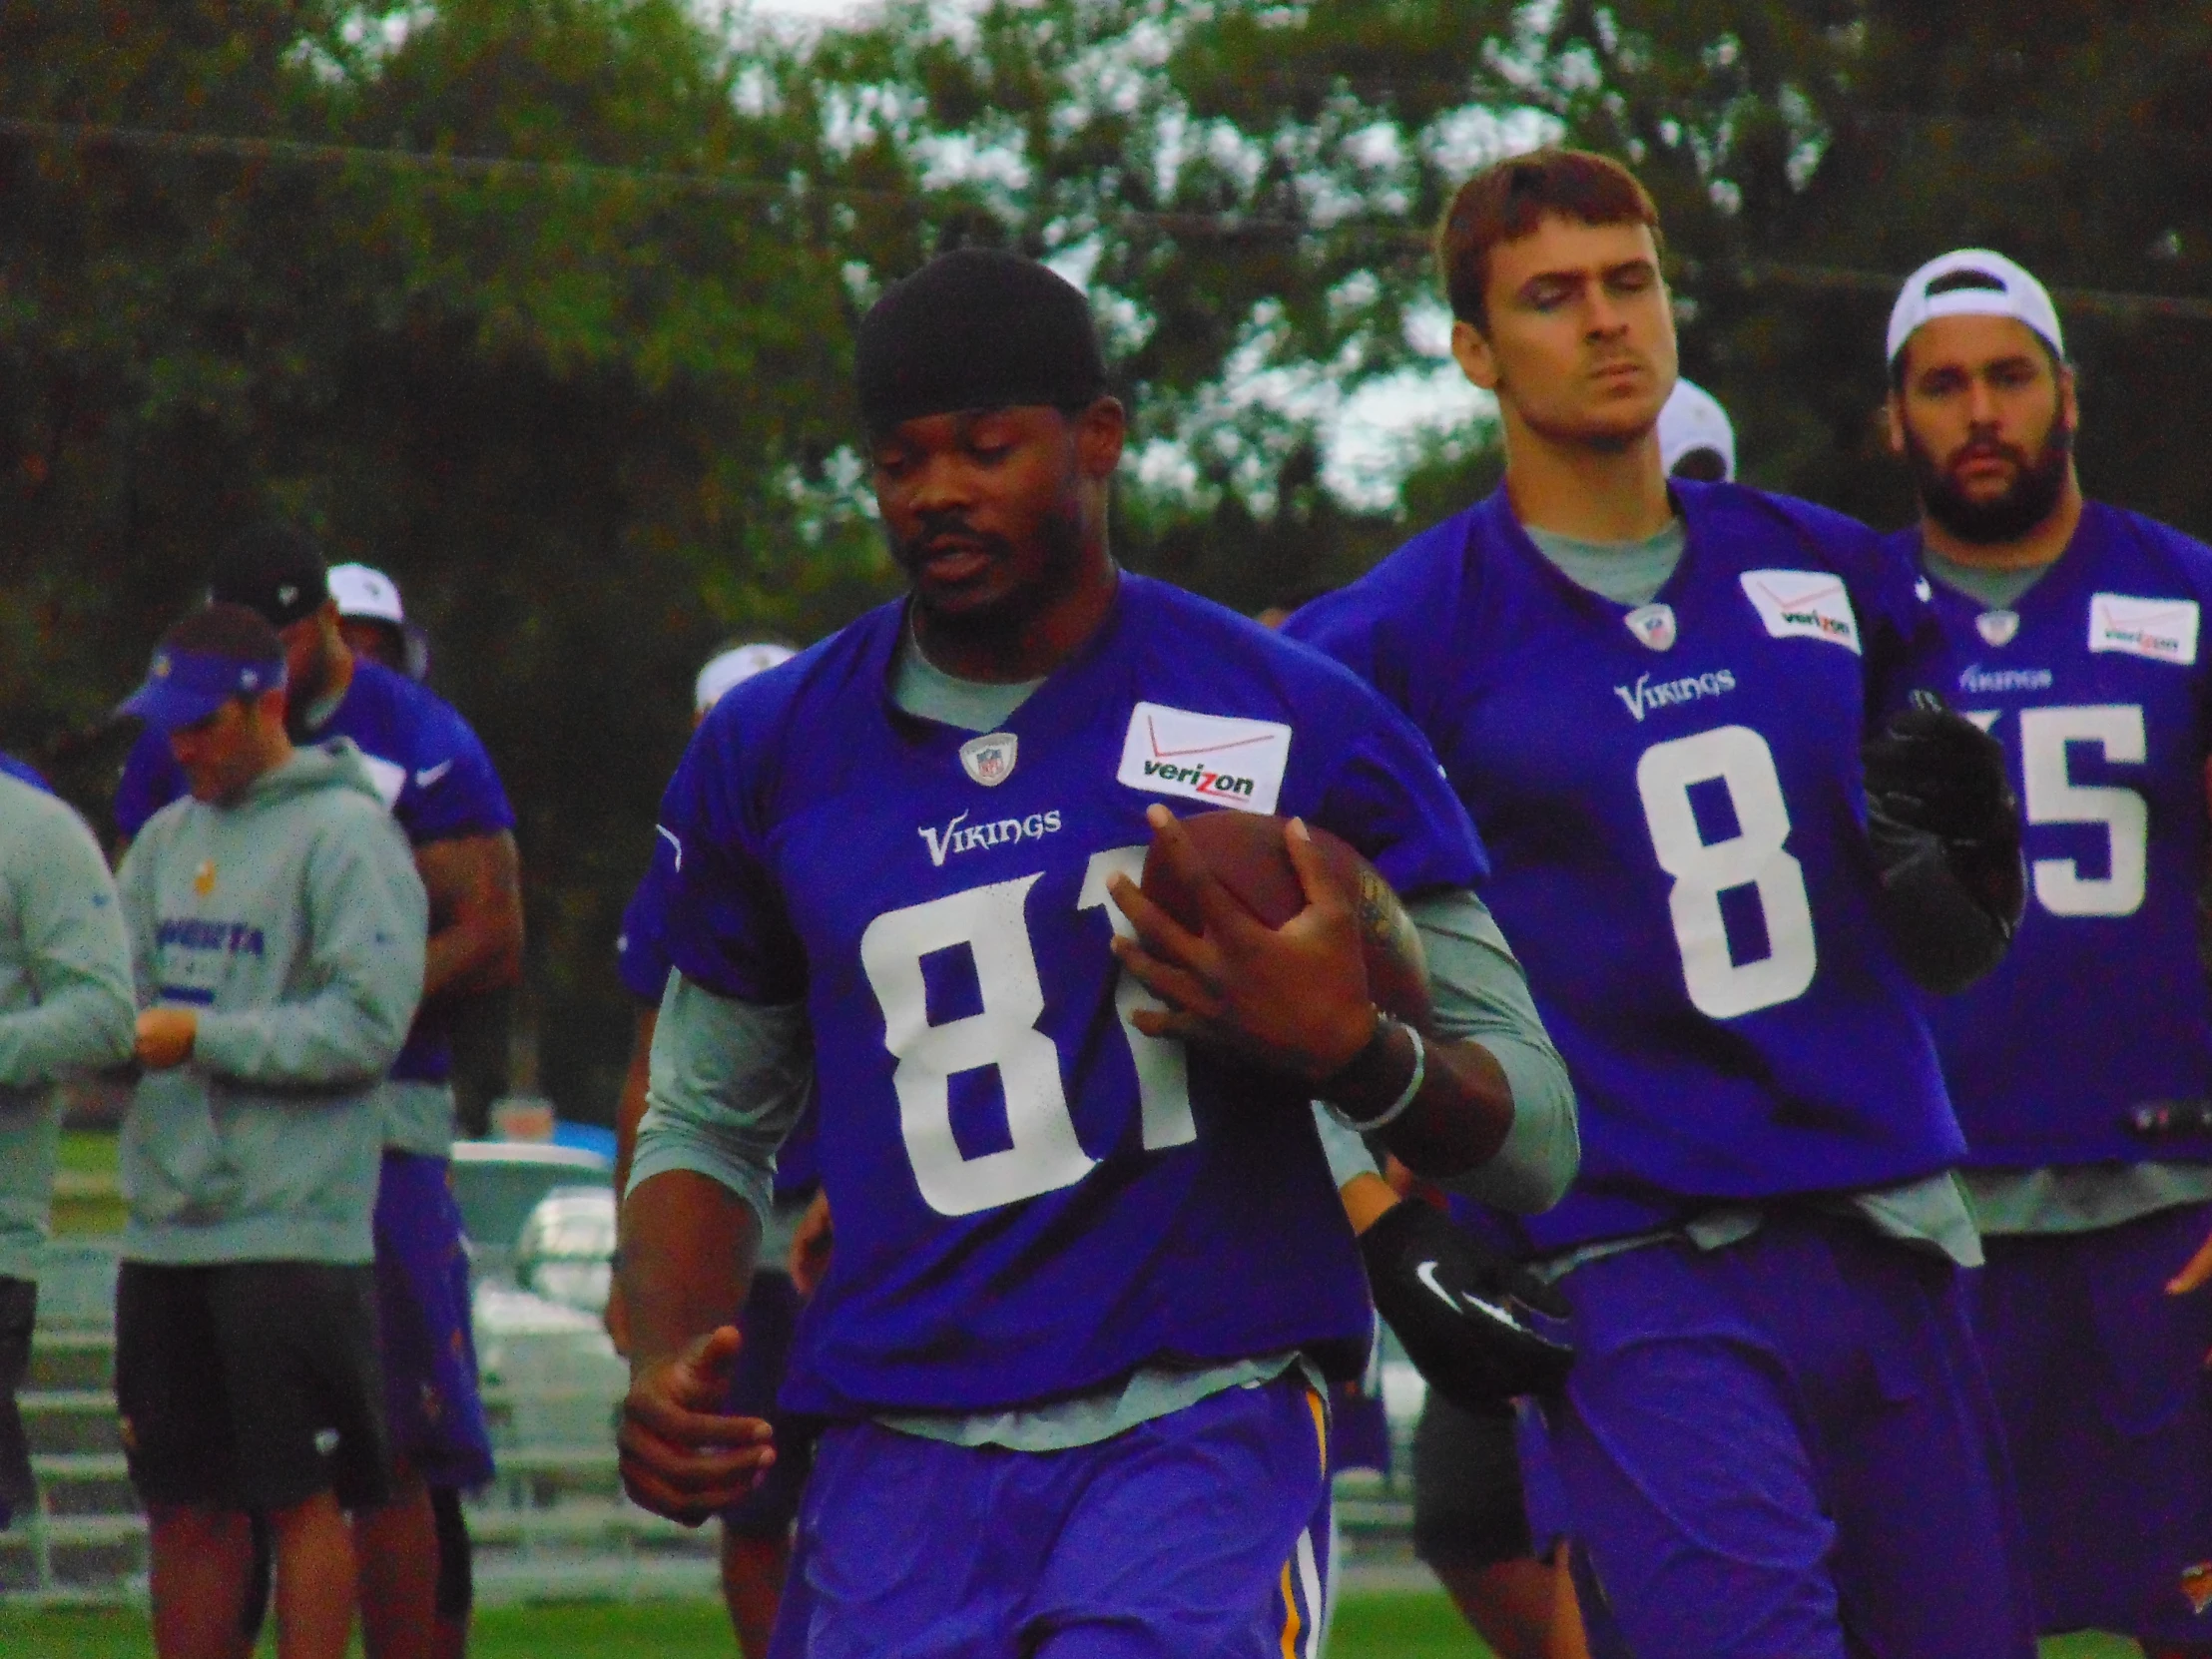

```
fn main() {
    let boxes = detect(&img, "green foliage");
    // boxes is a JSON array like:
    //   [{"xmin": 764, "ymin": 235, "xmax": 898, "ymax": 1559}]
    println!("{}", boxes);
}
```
[
  {"xmin": 0, "ymin": 0, "xmax": 894, "ymax": 1114},
  {"xmin": 6, "ymin": 1, "xmax": 2210, "ymax": 1114}
]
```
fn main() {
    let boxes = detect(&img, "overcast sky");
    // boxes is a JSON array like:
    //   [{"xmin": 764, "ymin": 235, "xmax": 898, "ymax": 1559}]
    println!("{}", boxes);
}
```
[{"xmin": 724, "ymin": 0, "xmax": 1494, "ymax": 506}]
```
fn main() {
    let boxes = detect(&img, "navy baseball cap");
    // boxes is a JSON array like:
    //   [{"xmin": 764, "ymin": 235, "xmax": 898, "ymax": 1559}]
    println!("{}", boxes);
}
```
[
  {"xmin": 209, "ymin": 524, "xmax": 329, "ymax": 629},
  {"xmin": 121, "ymin": 604, "xmax": 288, "ymax": 732}
]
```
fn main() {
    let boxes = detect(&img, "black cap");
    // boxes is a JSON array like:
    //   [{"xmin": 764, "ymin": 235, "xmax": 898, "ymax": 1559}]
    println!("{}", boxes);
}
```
[
  {"xmin": 208, "ymin": 524, "xmax": 329, "ymax": 630},
  {"xmin": 855, "ymin": 249, "xmax": 1108, "ymax": 434}
]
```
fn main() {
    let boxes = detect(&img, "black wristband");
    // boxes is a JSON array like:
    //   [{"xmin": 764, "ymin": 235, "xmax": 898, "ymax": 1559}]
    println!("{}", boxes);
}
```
[{"xmin": 1321, "ymin": 1011, "xmax": 1418, "ymax": 1125}]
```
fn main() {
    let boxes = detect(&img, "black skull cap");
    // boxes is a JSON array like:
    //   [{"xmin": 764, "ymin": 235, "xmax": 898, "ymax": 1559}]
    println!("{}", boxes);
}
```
[
  {"xmin": 208, "ymin": 524, "xmax": 329, "ymax": 630},
  {"xmin": 856, "ymin": 249, "xmax": 1107, "ymax": 434}
]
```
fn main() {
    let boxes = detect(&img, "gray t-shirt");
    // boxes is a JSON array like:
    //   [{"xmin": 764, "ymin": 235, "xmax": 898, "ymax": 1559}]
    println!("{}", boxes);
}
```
[
  {"xmin": 1526, "ymin": 520, "xmax": 1688, "ymax": 609},
  {"xmin": 635, "ymin": 621, "xmax": 1578, "ymax": 1447},
  {"xmin": 1921, "ymin": 547, "xmax": 2051, "ymax": 612}
]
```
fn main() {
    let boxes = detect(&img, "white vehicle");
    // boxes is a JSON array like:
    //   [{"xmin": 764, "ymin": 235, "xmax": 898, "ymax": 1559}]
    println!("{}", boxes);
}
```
[{"xmin": 449, "ymin": 1141, "xmax": 626, "ymax": 1455}]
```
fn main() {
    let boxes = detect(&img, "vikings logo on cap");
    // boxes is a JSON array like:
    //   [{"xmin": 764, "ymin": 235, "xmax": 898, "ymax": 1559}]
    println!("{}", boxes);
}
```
[
  {"xmin": 960, "ymin": 732, "xmax": 1018, "ymax": 787},
  {"xmin": 1625, "ymin": 603, "xmax": 1678, "ymax": 653}
]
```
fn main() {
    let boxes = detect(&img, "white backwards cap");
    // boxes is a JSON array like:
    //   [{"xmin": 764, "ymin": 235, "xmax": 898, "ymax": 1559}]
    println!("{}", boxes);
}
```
[
  {"xmin": 1657, "ymin": 377, "xmax": 1736, "ymax": 480},
  {"xmin": 328, "ymin": 563, "xmax": 405, "ymax": 626},
  {"xmin": 1887, "ymin": 249, "xmax": 2064, "ymax": 368},
  {"xmin": 696, "ymin": 642, "xmax": 797, "ymax": 714}
]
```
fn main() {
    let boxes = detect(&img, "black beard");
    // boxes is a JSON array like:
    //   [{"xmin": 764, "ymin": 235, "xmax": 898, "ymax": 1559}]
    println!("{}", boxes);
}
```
[
  {"xmin": 1906, "ymin": 416, "xmax": 2074, "ymax": 545},
  {"xmin": 895, "ymin": 490, "xmax": 1088, "ymax": 639},
  {"xmin": 282, "ymin": 640, "xmax": 338, "ymax": 737}
]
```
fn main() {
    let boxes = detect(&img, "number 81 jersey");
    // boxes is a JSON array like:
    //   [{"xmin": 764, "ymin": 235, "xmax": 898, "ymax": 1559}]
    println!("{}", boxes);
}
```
[
  {"xmin": 1289, "ymin": 482, "xmax": 1963, "ymax": 1254},
  {"xmin": 1893, "ymin": 503, "xmax": 2212, "ymax": 1169},
  {"xmin": 656, "ymin": 577, "xmax": 1488, "ymax": 1418}
]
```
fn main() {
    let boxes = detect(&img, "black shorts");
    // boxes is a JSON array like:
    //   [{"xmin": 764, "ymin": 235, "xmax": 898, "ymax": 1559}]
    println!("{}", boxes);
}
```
[
  {"xmin": 115, "ymin": 1261, "xmax": 390, "ymax": 1513},
  {"xmin": 1410, "ymin": 1390, "xmax": 1533, "ymax": 1572},
  {"xmin": 0, "ymin": 1275, "xmax": 37, "ymax": 1520}
]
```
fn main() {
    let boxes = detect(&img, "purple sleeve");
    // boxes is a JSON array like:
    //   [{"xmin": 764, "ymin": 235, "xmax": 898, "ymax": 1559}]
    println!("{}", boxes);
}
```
[
  {"xmin": 615, "ymin": 850, "xmax": 676, "ymax": 1006},
  {"xmin": 655, "ymin": 701, "xmax": 808, "ymax": 1006},
  {"xmin": 1855, "ymin": 528, "xmax": 1946, "ymax": 721},
  {"xmin": 1761, "ymin": 493, "xmax": 1940, "ymax": 725},
  {"xmin": 0, "ymin": 756, "xmax": 49, "ymax": 794},
  {"xmin": 114, "ymin": 728, "xmax": 188, "ymax": 841},
  {"xmin": 1311, "ymin": 685, "xmax": 1489, "ymax": 897},
  {"xmin": 394, "ymin": 712, "xmax": 514, "ymax": 845}
]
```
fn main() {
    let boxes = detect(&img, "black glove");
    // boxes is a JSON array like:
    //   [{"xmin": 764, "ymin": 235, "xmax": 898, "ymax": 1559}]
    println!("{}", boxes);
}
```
[
  {"xmin": 1863, "ymin": 694, "xmax": 2026, "ymax": 941},
  {"xmin": 1358, "ymin": 1200, "xmax": 1572, "ymax": 1418}
]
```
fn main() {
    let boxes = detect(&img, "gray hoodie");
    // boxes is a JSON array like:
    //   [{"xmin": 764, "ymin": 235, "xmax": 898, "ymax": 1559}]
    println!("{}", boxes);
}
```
[
  {"xmin": 116, "ymin": 741, "xmax": 427, "ymax": 1265},
  {"xmin": 0, "ymin": 776, "xmax": 137, "ymax": 1282}
]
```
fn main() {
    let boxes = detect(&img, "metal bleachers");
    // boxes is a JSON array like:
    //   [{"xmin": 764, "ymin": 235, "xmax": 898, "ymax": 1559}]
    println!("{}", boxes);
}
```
[{"xmin": 3, "ymin": 1240, "xmax": 1421, "ymax": 1606}]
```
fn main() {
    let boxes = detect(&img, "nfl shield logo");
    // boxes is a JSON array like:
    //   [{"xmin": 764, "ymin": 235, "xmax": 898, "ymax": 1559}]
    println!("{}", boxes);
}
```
[
  {"xmin": 959, "ymin": 732, "xmax": 1018, "ymax": 787},
  {"xmin": 1625, "ymin": 603, "xmax": 1677, "ymax": 652},
  {"xmin": 1975, "ymin": 609, "xmax": 2020, "ymax": 647}
]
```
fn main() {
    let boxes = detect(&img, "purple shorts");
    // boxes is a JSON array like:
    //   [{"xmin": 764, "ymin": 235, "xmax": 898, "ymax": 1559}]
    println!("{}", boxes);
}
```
[
  {"xmin": 1279, "ymin": 1480, "xmax": 1333, "ymax": 1659},
  {"xmin": 1326, "ymin": 1377, "xmax": 1389, "ymax": 1476},
  {"xmin": 1968, "ymin": 1200, "xmax": 2212, "ymax": 1642},
  {"xmin": 774, "ymin": 1373, "xmax": 1330, "ymax": 1659},
  {"xmin": 723, "ymin": 1269, "xmax": 815, "ymax": 1538},
  {"xmin": 1535, "ymin": 1213, "xmax": 2036, "ymax": 1659},
  {"xmin": 373, "ymin": 1151, "xmax": 495, "ymax": 1491}
]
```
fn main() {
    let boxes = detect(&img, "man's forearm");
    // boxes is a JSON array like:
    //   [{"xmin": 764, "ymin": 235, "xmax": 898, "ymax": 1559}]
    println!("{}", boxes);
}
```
[
  {"xmin": 1321, "ymin": 1019, "xmax": 1514, "ymax": 1180},
  {"xmin": 619, "ymin": 1169, "xmax": 759, "ymax": 1371},
  {"xmin": 422, "ymin": 915, "xmax": 522, "ymax": 1002},
  {"xmin": 416, "ymin": 833, "xmax": 524, "ymax": 1002}
]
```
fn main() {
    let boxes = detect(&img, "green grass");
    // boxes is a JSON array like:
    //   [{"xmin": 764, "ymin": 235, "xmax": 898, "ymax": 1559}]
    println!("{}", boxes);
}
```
[
  {"xmin": 53, "ymin": 1128, "xmax": 126, "ymax": 1235},
  {"xmin": 0, "ymin": 1595, "xmax": 2153, "ymax": 1657},
  {"xmin": 58, "ymin": 1130, "xmax": 121, "ymax": 1179}
]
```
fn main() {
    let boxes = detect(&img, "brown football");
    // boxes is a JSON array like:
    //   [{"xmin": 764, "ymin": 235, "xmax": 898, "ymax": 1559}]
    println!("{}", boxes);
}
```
[{"xmin": 1138, "ymin": 810, "xmax": 1432, "ymax": 1030}]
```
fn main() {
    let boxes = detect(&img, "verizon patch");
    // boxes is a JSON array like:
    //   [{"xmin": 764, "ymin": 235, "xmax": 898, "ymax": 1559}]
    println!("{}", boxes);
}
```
[
  {"xmin": 1739, "ymin": 570, "xmax": 1861, "ymax": 655},
  {"xmin": 2089, "ymin": 593, "xmax": 2199, "ymax": 667},
  {"xmin": 1116, "ymin": 702, "xmax": 1291, "ymax": 815}
]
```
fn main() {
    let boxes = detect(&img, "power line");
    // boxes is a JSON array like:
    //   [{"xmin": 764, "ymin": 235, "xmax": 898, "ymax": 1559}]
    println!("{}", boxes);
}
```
[
  {"xmin": 7, "ymin": 117, "xmax": 2212, "ymax": 322},
  {"xmin": 1746, "ymin": 262, "xmax": 2212, "ymax": 325},
  {"xmin": 0, "ymin": 116, "xmax": 826, "ymax": 203}
]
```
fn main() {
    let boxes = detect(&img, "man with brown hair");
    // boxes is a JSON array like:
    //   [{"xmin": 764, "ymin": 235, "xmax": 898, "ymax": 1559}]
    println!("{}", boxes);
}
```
[{"xmin": 1289, "ymin": 148, "xmax": 2036, "ymax": 1658}]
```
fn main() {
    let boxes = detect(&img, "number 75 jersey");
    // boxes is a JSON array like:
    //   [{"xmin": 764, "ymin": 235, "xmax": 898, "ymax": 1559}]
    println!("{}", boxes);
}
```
[
  {"xmin": 1289, "ymin": 482, "xmax": 1963, "ymax": 1254},
  {"xmin": 655, "ymin": 576, "xmax": 1488, "ymax": 1418},
  {"xmin": 1892, "ymin": 503, "xmax": 2212, "ymax": 1169}
]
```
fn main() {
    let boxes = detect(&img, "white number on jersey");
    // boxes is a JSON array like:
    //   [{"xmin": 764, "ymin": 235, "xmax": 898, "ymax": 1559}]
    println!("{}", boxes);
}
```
[
  {"xmin": 859, "ymin": 847, "xmax": 1195, "ymax": 1217},
  {"xmin": 2015, "ymin": 704, "xmax": 2148, "ymax": 917},
  {"xmin": 1077, "ymin": 847, "xmax": 1197, "ymax": 1151},
  {"xmin": 1636, "ymin": 725, "xmax": 1818, "ymax": 1019}
]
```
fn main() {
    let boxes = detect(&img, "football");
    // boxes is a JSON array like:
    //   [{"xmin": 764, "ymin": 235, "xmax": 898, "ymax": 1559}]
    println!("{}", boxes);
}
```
[{"xmin": 1138, "ymin": 810, "xmax": 1432, "ymax": 1030}]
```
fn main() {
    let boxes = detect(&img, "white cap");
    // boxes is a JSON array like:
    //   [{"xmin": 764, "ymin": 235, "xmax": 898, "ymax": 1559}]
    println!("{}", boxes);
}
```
[
  {"xmin": 1657, "ymin": 377, "xmax": 1736, "ymax": 481},
  {"xmin": 1887, "ymin": 249, "xmax": 2064, "ymax": 368},
  {"xmin": 328, "ymin": 562, "xmax": 404, "ymax": 626},
  {"xmin": 695, "ymin": 642, "xmax": 797, "ymax": 713}
]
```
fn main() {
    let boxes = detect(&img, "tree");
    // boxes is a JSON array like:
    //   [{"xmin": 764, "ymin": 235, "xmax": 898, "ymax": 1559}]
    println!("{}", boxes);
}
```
[{"xmin": 0, "ymin": 0, "xmax": 891, "ymax": 1118}]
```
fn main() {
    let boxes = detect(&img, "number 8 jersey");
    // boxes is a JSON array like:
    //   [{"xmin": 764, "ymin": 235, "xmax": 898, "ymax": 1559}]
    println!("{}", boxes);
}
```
[
  {"xmin": 655, "ymin": 576, "xmax": 1488, "ymax": 1418},
  {"xmin": 1289, "ymin": 481, "xmax": 1963, "ymax": 1254},
  {"xmin": 1892, "ymin": 503, "xmax": 2212, "ymax": 1169}
]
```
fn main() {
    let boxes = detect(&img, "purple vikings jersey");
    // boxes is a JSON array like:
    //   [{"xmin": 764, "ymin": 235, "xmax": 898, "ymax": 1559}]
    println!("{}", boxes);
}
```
[
  {"xmin": 1894, "ymin": 504, "xmax": 2212, "ymax": 1168},
  {"xmin": 0, "ymin": 757, "xmax": 48, "ymax": 793},
  {"xmin": 657, "ymin": 575, "xmax": 1486, "ymax": 1417},
  {"xmin": 116, "ymin": 658, "xmax": 514, "ymax": 1084},
  {"xmin": 1289, "ymin": 481, "xmax": 1963, "ymax": 1253}
]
